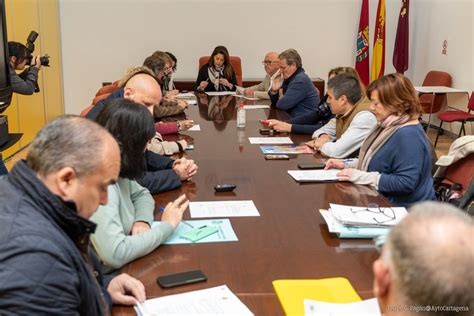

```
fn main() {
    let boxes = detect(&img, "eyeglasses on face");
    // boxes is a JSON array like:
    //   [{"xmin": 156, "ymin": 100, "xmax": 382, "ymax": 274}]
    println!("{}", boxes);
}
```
[{"xmin": 262, "ymin": 60, "xmax": 277, "ymax": 65}]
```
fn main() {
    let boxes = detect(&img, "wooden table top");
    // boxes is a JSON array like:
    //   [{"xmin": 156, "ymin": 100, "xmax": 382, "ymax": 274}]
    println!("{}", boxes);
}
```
[{"xmin": 112, "ymin": 93, "xmax": 388, "ymax": 315}]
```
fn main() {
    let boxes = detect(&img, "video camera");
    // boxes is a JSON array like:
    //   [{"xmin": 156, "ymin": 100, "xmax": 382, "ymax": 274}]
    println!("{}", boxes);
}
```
[{"xmin": 25, "ymin": 31, "xmax": 49, "ymax": 67}]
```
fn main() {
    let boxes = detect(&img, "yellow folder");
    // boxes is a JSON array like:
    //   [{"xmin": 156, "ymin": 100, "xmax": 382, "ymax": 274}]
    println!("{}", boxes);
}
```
[{"xmin": 272, "ymin": 277, "xmax": 361, "ymax": 315}]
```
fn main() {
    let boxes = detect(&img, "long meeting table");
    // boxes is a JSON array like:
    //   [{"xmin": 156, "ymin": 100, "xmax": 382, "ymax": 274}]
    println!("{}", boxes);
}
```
[{"xmin": 112, "ymin": 93, "xmax": 390, "ymax": 315}]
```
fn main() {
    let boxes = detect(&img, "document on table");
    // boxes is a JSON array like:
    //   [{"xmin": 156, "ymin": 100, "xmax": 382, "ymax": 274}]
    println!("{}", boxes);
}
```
[
  {"xmin": 188, "ymin": 124, "xmax": 201, "ymax": 131},
  {"xmin": 187, "ymin": 99, "xmax": 197, "ymax": 105},
  {"xmin": 205, "ymin": 91, "xmax": 236, "ymax": 96},
  {"xmin": 329, "ymin": 203, "xmax": 408, "ymax": 227},
  {"xmin": 152, "ymin": 219, "xmax": 238, "ymax": 244},
  {"xmin": 243, "ymin": 104, "xmax": 270, "ymax": 109},
  {"xmin": 288, "ymin": 169, "xmax": 339, "ymax": 182},
  {"xmin": 304, "ymin": 297, "xmax": 381, "ymax": 315},
  {"xmin": 177, "ymin": 92, "xmax": 196, "ymax": 98},
  {"xmin": 319, "ymin": 210, "xmax": 390, "ymax": 239},
  {"xmin": 136, "ymin": 285, "xmax": 253, "ymax": 316},
  {"xmin": 234, "ymin": 95, "xmax": 260, "ymax": 101},
  {"xmin": 190, "ymin": 200, "xmax": 260, "ymax": 218},
  {"xmin": 248, "ymin": 137, "xmax": 293, "ymax": 144}
]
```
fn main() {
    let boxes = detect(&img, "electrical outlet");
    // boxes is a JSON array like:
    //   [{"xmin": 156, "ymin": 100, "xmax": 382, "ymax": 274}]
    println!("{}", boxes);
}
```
[{"xmin": 442, "ymin": 40, "xmax": 448, "ymax": 55}]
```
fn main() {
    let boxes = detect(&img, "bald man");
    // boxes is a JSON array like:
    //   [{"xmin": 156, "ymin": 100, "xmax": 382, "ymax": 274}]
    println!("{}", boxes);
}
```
[
  {"xmin": 374, "ymin": 202, "xmax": 473, "ymax": 315},
  {"xmin": 86, "ymin": 72, "xmax": 162, "ymax": 120},
  {"xmin": 241, "ymin": 52, "xmax": 280, "ymax": 99}
]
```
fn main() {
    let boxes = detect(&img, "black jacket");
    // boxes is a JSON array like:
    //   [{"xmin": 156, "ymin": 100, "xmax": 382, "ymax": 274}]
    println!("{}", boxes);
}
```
[{"xmin": 0, "ymin": 161, "xmax": 111, "ymax": 315}]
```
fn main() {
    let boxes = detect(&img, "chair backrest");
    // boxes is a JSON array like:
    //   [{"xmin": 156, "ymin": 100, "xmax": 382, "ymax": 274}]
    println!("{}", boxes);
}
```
[
  {"xmin": 467, "ymin": 91, "xmax": 474, "ymax": 112},
  {"xmin": 80, "ymin": 82, "xmax": 120, "ymax": 117},
  {"xmin": 198, "ymin": 56, "xmax": 243, "ymax": 86},
  {"xmin": 419, "ymin": 70, "xmax": 453, "ymax": 113},
  {"xmin": 444, "ymin": 153, "xmax": 474, "ymax": 191}
]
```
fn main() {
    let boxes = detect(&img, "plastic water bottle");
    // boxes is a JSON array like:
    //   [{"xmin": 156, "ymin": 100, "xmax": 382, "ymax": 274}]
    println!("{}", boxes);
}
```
[{"xmin": 237, "ymin": 102, "xmax": 246, "ymax": 128}]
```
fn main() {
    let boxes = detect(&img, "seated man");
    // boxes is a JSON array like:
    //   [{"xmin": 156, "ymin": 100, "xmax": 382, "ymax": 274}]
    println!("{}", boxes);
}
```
[
  {"xmin": 374, "ymin": 201, "xmax": 473, "ymax": 315},
  {"xmin": 265, "ymin": 67, "xmax": 361, "ymax": 135},
  {"xmin": 88, "ymin": 71, "xmax": 198, "ymax": 194},
  {"xmin": 239, "ymin": 52, "xmax": 279, "ymax": 100},
  {"xmin": 0, "ymin": 116, "xmax": 145, "ymax": 313},
  {"xmin": 269, "ymin": 49, "xmax": 320, "ymax": 117},
  {"xmin": 306, "ymin": 73, "xmax": 376, "ymax": 158}
]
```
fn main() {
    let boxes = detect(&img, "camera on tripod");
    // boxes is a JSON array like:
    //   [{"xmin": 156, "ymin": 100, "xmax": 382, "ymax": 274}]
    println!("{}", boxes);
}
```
[{"xmin": 25, "ymin": 31, "xmax": 49, "ymax": 67}]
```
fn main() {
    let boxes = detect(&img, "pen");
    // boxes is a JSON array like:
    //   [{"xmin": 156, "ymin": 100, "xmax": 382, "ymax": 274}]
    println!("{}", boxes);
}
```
[{"xmin": 159, "ymin": 207, "xmax": 194, "ymax": 228}]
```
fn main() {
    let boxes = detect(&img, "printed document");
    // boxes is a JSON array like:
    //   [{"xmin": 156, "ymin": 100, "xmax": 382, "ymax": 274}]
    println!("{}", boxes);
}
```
[
  {"xmin": 248, "ymin": 137, "xmax": 293, "ymax": 144},
  {"xmin": 190, "ymin": 200, "xmax": 260, "ymax": 218},
  {"xmin": 288, "ymin": 170, "xmax": 339, "ymax": 182},
  {"xmin": 304, "ymin": 298, "xmax": 380, "ymax": 315},
  {"xmin": 136, "ymin": 285, "xmax": 253, "ymax": 315}
]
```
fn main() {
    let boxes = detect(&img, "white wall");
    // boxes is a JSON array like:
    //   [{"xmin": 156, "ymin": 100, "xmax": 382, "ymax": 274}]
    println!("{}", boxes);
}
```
[{"xmin": 59, "ymin": 0, "xmax": 473, "ymax": 122}]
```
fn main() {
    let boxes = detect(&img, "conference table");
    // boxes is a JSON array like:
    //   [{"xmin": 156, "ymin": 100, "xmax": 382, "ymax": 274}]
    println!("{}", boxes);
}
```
[{"xmin": 112, "ymin": 93, "xmax": 390, "ymax": 315}]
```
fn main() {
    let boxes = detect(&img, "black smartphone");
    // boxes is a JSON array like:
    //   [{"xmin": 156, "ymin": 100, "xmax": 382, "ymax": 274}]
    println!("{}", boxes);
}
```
[
  {"xmin": 259, "ymin": 128, "xmax": 275, "ymax": 135},
  {"xmin": 298, "ymin": 162, "xmax": 326, "ymax": 169},
  {"xmin": 214, "ymin": 184, "xmax": 236, "ymax": 192},
  {"xmin": 157, "ymin": 270, "xmax": 207, "ymax": 288}
]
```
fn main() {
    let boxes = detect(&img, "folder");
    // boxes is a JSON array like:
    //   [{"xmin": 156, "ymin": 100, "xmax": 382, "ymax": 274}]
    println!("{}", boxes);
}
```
[{"xmin": 272, "ymin": 277, "xmax": 361, "ymax": 315}]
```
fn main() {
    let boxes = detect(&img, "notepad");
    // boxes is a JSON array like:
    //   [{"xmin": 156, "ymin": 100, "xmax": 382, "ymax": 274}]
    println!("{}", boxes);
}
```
[{"xmin": 272, "ymin": 278, "xmax": 361, "ymax": 316}]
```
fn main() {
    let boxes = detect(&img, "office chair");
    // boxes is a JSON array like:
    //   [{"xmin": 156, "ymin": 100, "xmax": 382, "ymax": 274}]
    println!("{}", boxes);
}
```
[
  {"xmin": 435, "ymin": 91, "xmax": 474, "ymax": 147},
  {"xmin": 198, "ymin": 56, "xmax": 243, "ymax": 86}
]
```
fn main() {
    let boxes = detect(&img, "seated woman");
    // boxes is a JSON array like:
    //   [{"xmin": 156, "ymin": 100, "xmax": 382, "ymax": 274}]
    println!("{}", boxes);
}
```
[
  {"xmin": 194, "ymin": 46, "xmax": 237, "ymax": 92},
  {"xmin": 326, "ymin": 73, "xmax": 436, "ymax": 207},
  {"xmin": 91, "ymin": 98, "xmax": 189, "ymax": 273}
]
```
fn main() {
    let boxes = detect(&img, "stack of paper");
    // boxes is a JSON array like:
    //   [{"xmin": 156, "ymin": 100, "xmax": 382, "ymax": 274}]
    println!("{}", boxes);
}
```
[
  {"xmin": 319, "ymin": 203, "xmax": 408, "ymax": 238},
  {"xmin": 136, "ymin": 285, "xmax": 253, "ymax": 315}
]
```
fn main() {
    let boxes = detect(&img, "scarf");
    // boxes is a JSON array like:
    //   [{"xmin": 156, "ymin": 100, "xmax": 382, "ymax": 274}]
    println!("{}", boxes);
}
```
[
  {"xmin": 208, "ymin": 65, "xmax": 225, "ymax": 91},
  {"xmin": 357, "ymin": 114, "xmax": 411, "ymax": 171}
]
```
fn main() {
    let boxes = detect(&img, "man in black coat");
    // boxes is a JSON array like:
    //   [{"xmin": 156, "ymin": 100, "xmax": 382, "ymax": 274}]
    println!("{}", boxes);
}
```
[{"xmin": 0, "ymin": 116, "xmax": 145, "ymax": 315}]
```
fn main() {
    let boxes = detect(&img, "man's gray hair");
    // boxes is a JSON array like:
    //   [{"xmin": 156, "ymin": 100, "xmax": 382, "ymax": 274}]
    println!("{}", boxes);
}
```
[
  {"xmin": 385, "ymin": 201, "xmax": 473, "ymax": 313},
  {"xmin": 27, "ymin": 115, "xmax": 112, "ymax": 177},
  {"xmin": 327, "ymin": 73, "xmax": 362, "ymax": 105},
  {"xmin": 279, "ymin": 49, "xmax": 302, "ymax": 68}
]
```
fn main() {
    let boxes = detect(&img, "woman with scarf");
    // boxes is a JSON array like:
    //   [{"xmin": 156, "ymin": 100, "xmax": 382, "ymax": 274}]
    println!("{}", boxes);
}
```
[
  {"xmin": 194, "ymin": 46, "xmax": 237, "ymax": 92},
  {"xmin": 325, "ymin": 73, "xmax": 435, "ymax": 207}
]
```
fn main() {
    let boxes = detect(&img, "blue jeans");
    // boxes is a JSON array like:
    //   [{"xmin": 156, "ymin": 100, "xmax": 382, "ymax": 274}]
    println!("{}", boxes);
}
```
[{"xmin": 0, "ymin": 153, "xmax": 8, "ymax": 175}]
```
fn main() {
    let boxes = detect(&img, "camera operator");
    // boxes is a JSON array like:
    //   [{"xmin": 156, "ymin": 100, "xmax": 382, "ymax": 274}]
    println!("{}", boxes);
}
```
[{"xmin": 8, "ymin": 41, "xmax": 41, "ymax": 97}]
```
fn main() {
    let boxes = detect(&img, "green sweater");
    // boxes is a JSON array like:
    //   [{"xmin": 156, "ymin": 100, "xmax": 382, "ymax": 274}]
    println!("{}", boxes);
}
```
[{"xmin": 90, "ymin": 178, "xmax": 173, "ymax": 273}]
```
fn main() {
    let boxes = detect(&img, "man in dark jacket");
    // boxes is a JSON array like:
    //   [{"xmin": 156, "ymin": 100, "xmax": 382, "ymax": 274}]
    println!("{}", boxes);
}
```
[
  {"xmin": 0, "ymin": 116, "xmax": 145, "ymax": 315},
  {"xmin": 269, "ymin": 49, "xmax": 320, "ymax": 117}
]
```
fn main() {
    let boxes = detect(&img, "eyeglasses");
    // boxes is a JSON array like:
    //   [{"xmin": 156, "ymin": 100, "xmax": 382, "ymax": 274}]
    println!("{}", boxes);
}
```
[
  {"xmin": 350, "ymin": 207, "xmax": 396, "ymax": 225},
  {"xmin": 262, "ymin": 60, "xmax": 277, "ymax": 65}
]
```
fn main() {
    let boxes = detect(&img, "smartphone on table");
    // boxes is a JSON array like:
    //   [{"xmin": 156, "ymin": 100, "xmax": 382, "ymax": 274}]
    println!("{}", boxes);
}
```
[{"xmin": 157, "ymin": 269, "xmax": 207, "ymax": 288}]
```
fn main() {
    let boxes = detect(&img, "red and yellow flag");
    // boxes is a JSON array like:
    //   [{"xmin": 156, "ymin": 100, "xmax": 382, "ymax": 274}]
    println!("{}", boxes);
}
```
[
  {"xmin": 371, "ymin": 0, "xmax": 386, "ymax": 81},
  {"xmin": 355, "ymin": 0, "xmax": 370, "ymax": 86}
]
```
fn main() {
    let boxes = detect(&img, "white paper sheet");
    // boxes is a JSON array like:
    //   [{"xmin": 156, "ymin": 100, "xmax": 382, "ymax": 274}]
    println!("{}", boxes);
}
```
[
  {"xmin": 287, "ymin": 170, "xmax": 339, "ymax": 182},
  {"xmin": 205, "ymin": 91, "xmax": 236, "ymax": 96},
  {"xmin": 243, "ymin": 105, "xmax": 270, "ymax": 109},
  {"xmin": 304, "ymin": 298, "xmax": 381, "ymax": 315},
  {"xmin": 177, "ymin": 92, "xmax": 196, "ymax": 98},
  {"xmin": 329, "ymin": 203, "xmax": 408, "ymax": 227},
  {"xmin": 248, "ymin": 137, "xmax": 293, "ymax": 144},
  {"xmin": 188, "ymin": 124, "xmax": 201, "ymax": 131},
  {"xmin": 190, "ymin": 200, "xmax": 260, "ymax": 218},
  {"xmin": 136, "ymin": 285, "xmax": 253, "ymax": 316},
  {"xmin": 234, "ymin": 95, "xmax": 260, "ymax": 101},
  {"xmin": 187, "ymin": 99, "xmax": 197, "ymax": 105}
]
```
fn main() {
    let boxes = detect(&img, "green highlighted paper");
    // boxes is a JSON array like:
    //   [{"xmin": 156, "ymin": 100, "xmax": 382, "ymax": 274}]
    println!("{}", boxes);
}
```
[{"xmin": 152, "ymin": 219, "xmax": 238, "ymax": 244}]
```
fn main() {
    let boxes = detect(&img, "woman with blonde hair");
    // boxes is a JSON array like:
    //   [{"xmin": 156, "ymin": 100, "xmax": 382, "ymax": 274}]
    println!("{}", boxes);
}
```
[{"xmin": 326, "ymin": 73, "xmax": 435, "ymax": 206}]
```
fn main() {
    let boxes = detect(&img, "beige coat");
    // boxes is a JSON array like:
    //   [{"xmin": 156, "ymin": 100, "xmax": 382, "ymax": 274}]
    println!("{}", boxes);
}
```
[{"xmin": 247, "ymin": 74, "xmax": 271, "ymax": 99}]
